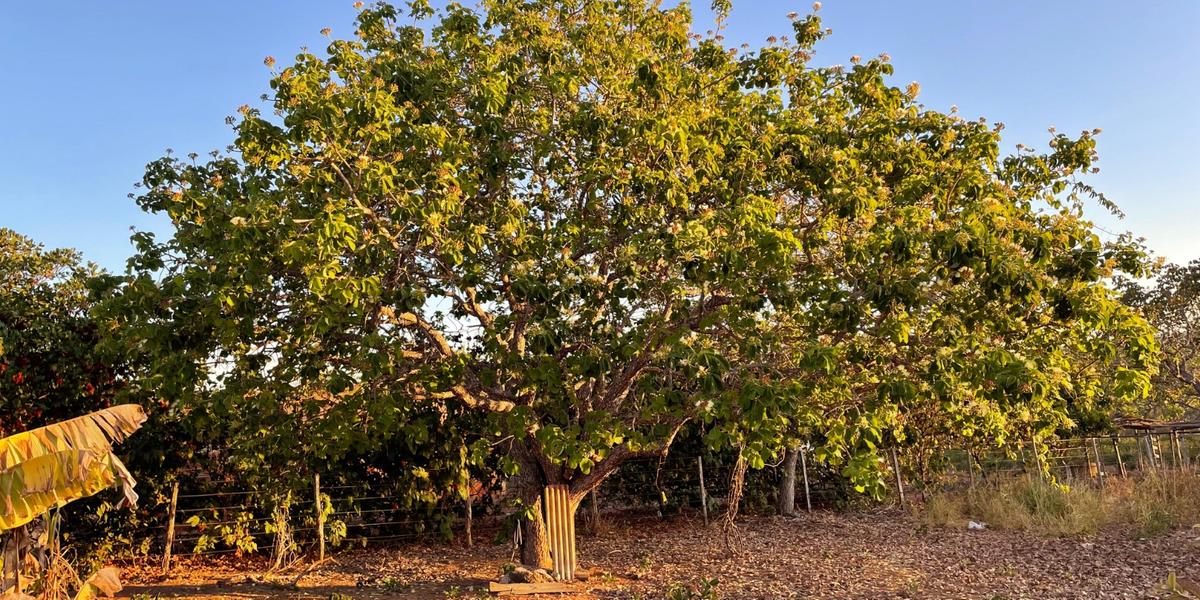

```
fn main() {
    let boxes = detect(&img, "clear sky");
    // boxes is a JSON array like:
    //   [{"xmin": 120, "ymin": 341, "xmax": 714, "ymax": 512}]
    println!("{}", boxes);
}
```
[{"xmin": 2, "ymin": 1, "xmax": 1197, "ymax": 272}]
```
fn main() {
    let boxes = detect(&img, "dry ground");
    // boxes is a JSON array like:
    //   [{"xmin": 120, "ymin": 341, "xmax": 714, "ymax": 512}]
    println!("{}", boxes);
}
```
[{"xmin": 118, "ymin": 510, "xmax": 1200, "ymax": 599}]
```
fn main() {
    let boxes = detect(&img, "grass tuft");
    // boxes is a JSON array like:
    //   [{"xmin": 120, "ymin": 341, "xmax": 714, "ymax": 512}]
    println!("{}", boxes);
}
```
[{"xmin": 920, "ymin": 472, "xmax": 1200, "ymax": 537}]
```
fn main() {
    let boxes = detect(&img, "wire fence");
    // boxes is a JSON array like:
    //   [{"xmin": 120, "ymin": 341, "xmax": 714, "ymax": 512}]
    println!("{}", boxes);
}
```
[
  {"xmin": 150, "ymin": 429, "xmax": 1200, "ymax": 571},
  {"xmin": 938, "ymin": 430, "xmax": 1200, "ymax": 488}
]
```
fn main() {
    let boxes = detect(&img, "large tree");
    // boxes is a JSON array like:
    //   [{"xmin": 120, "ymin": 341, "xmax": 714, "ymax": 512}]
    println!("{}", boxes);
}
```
[{"xmin": 107, "ymin": 0, "xmax": 1156, "ymax": 566}]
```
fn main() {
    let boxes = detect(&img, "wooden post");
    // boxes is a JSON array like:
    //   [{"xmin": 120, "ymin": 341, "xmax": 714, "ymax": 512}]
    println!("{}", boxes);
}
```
[
  {"xmin": 1091, "ymin": 438, "xmax": 1104, "ymax": 489},
  {"xmin": 465, "ymin": 485, "xmax": 474, "ymax": 548},
  {"xmin": 966, "ymin": 448, "xmax": 977, "ymax": 488},
  {"xmin": 697, "ymin": 457, "xmax": 709, "ymax": 526},
  {"xmin": 314, "ymin": 474, "xmax": 325, "ymax": 561},
  {"xmin": 1173, "ymin": 431, "xmax": 1184, "ymax": 468},
  {"xmin": 161, "ymin": 482, "xmax": 179, "ymax": 575},
  {"xmin": 1112, "ymin": 437, "xmax": 1127, "ymax": 478},
  {"xmin": 800, "ymin": 448, "xmax": 812, "ymax": 513},
  {"xmin": 588, "ymin": 489, "xmax": 600, "ymax": 532},
  {"xmin": 1029, "ymin": 436, "xmax": 1045, "ymax": 480},
  {"xmin": 890, "ymin": 447, "xmax": 905, "ymax": 506}
]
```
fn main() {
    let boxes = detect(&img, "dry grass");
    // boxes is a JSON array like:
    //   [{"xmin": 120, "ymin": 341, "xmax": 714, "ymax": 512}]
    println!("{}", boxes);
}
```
[{"xmin": 921, "ymin": 471, "xmax": 1200, "ymax": 537}]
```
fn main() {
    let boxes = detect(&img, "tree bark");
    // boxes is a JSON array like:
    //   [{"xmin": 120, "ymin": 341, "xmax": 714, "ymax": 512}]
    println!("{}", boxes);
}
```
[
  {"xmin": 520, "ymin": 498, "xmax": 554, "ymax": 569},
  {"xmin": 510, "ymin": 440, "xmax": 555, "ymax": 569},
  {"xmin": 777, "ymin": 448, "xmax": 798, "ymax": 516}
]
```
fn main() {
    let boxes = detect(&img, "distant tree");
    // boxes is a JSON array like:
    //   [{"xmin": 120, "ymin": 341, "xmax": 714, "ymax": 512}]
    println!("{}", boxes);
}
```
[
  {"xmin": 1118, "ymin": 260, "xmax": 1200, "ymax": 418},
  {"xmin": 0, "ymin": 229, "xmax": 127, "ymax": 436},
  {"xmin": 108, "ymin": 0, "xmax": 1157, "ymax": 566}
]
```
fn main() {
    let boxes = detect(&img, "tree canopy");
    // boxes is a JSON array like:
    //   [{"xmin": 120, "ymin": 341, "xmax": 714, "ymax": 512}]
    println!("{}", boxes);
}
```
[
  {"xmin": 105, "ymin": 0, "xmax": 1158, "ymax": 564},
  {"xmin": 1119, "ymin": 260, "xmax": 1200, "ymax": 418},
  {"xmin": 0, "ymin": 228, "xmax": 126, "ymax": 437}
]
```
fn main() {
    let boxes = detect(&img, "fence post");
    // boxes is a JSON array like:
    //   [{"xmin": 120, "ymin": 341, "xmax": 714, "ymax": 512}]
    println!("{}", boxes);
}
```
[
  {"xmin": 588, "ymin": 489, "xmax": 600, "ymax": 532},
  {"xmin": 1112, "ymin": 437, "xmax": 1127, "ymax": 478},
  {"xmin": 1029, "ymin": 436, "xmax": 1046, "ymax": 480},
  {"xmin": 314, "ymin": 474, "xmax": 325, "ymax": 561},
  {"xmin": 800, "ymin": 447, "xmax": 812, "ymax": 513},
  {"xmin": 1090, "ymin": 438, "xmax": 1104, "ymax": 489},
  {"xmin": 966, "ymin": 448, "xmax": 976, "ymax": 489},
  {"xmin": 697, "ymin": 456, "xmax": 709, "ymax": 527},
  {"xmin": 890, "ymin": 447, "xmax": 905, "ymax": 506},
  {"xmin": 161, "ymin": 481, "xmax": 178, "ymax": 575},
  {"xmin": 465, "ymin": 482, "xmax": 474, "ymax": 548}
]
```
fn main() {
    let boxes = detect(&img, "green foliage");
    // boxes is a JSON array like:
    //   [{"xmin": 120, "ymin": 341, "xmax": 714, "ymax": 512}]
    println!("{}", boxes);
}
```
[
  {"xmin": 0, "ymin": 229, "xmax": 124, "ymax": 436},
  {"xmin": 187, "ymin": 510, "xmax": 260, "ymax": 555},
  {"xmin": 666, "ymin": 577, "xmax": 720, "ymax": 600},
  {"xmin": 1117, "ymin": 260, "xmax": 1200, "ymax": 418},
  {"xmin": 105, "ymin": 0, "xmax": 1157, "ymax": 508}
]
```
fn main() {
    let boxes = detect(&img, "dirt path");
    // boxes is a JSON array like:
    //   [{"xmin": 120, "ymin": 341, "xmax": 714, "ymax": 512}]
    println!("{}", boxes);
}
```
[{"xmin": 120, "ymin": 511, "xmax": 1200, "ymax": 599}]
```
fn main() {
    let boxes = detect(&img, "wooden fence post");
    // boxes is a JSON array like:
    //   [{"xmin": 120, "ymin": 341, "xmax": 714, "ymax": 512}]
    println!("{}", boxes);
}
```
[
  {"xmin": 1091, "ymin": 438, "xmax": 1104, "ymax": 489},
  {"xmin": 697, "ymin": 457, "xmax": 709, "ymax": 526},
  {"xmin": 465, "ymin": 484, "xmax": 474, "ymax": 548},
  {"xmin": 800, "ymin": 447, "xmax": 812, "ymax": 513},
  {"xmin": 1112, "ymin": 437, "xmax": 1127, "ymax": 478},
  {"xmin": 314, "ymin": 474, "xmax": 325, "ymax": 561},
  {"xmin": 890, "ymin": 447, "xmax": 905, "ymax": 506},
  {"xmin": 588, "ymin": 489, "xmax": 600, "ymax": 532},
  {"xmin": 161, "ymin": 482, "xmax": 178, "ymax": 575},
  {"xmin": 966, "ymin": 448, "xmax": 976, "ymax": 489},
  {"xmin": 1029, "ymin": 436, "xmax": 1046, "ymax": 480}
]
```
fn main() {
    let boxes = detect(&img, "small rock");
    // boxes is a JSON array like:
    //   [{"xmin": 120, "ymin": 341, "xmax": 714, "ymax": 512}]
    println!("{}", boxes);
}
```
[{"xmin": 967, "ymin": 521, "xmax": 987, "ymax": 530}]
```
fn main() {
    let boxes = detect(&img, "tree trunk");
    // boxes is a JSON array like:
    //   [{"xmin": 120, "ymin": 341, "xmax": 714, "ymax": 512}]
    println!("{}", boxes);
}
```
[
  {"xmin": 777, "ymin": 448, "xmax": 798, "ymax": 516},
  {"xmin": 509, "ymin": 435, "xmax": 675, "ymax": 572},
  {"xmin": 520, "ymin": 497, "xmax": 554, "ymax": 569}
]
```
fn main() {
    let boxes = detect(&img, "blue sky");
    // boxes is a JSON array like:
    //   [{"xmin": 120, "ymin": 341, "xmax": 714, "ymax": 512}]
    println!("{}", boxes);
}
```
[{"xmin": 2, "ymin": 1, "xmax": 1197, "ymax": 272}]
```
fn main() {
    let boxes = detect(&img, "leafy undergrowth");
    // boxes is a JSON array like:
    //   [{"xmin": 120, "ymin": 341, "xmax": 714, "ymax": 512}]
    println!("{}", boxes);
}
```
[
  {"xmin": 116, "ymin": 509, "xmax": 1200, "ymax": 599},
  {"xmin": 922, "ymin": 472, "xmax": 1200, "ymax": 537}
]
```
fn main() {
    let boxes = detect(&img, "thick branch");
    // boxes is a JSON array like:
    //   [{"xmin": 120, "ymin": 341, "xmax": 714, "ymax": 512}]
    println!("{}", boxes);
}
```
[{"xmin": 568, "ymin": 419, "xmax": 688, "ymax": 503}]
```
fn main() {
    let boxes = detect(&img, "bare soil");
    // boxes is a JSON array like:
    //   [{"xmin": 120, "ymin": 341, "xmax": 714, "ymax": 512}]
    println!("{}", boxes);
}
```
[{"xmin": 119, "ymin": 510, "xmax": 1200, "ymax": 599}]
